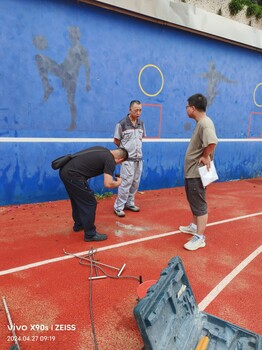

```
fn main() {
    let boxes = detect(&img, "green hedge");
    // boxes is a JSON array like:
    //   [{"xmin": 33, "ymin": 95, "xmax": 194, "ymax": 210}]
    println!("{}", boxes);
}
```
[{"xmin": 229, "ymin": 0, "xmax": 262, "ymax": 20}]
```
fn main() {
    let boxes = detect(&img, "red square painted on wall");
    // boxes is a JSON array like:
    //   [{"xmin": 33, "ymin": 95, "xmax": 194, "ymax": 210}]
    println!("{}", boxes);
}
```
[{"xmin": 247, "ymin": 112, "xmax": 262, "ymax": 138}]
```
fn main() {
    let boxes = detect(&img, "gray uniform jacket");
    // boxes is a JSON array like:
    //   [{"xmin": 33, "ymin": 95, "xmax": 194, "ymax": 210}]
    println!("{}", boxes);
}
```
[{"xmin": 114, "ymin": 115, "xmax": 146, "ymax": 161}]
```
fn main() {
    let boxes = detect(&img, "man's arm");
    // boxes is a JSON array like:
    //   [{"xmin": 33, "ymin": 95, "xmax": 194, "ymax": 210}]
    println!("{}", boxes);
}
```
[
  {"xmin": 114, "ymin": 138, "xmax": 120, "ymax": 147},
  {"xmin": 198, "ymin": 143, "xmax": 216, "ymax": 170},
  {"xmin": 103, "ymin": 173, "xmax": 122, "ymax": 188},
  {"xmin": 113, "ymin": 123, "xmax": 122, "ymax": 147}
]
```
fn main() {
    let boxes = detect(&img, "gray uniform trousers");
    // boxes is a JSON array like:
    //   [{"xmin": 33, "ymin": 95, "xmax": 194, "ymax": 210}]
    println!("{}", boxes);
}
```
[{"xmin": 114, "ymin": 160, "xmax": 143, "ymax": 210}]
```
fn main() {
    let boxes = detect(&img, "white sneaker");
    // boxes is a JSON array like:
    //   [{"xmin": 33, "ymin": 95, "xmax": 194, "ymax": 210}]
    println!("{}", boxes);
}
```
[
  {"xmin": 179, "ymin": 223, "xmax": 197, "ymax": 235},
  {"xmin": 125, "ymin": 205, "xmax": 140, "ymax": 212},
  {"xmin": 184, "ymin": 235, "xmax": 206, "ymax": 251},
  {"xmin": 114, "ymin": 209, "xmax": 125, "ymax": 217}
]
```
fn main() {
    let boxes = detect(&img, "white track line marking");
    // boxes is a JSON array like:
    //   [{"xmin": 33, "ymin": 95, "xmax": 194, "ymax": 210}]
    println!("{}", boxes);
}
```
[
  {"xmin": 0, "ymin": 211, "xmax": 261, "ymax": 277},
  {"xmin": 199, "ymin": 245, "xmax": 262, "ymax": 311},
  {"xmin": 207, "ymin": 212, "xmax": 262, "ymax": 226}
]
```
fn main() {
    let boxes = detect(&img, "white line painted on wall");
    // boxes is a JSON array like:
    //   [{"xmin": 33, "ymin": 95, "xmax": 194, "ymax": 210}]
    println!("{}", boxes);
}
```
[
  {"xmin": 0, "ymin": 211, "xmax": 261, "ymax": 276},
  {"xmin": 0, "ymin": 137, "xmax": 261, "ymax": 143},
  {"xmin": 199, "ymin": 245, "xmax": 262, "ymax": 311}
]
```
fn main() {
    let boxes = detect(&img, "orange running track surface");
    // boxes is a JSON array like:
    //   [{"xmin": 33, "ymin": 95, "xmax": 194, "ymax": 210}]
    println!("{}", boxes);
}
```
[{"xmin": 0, "ymin": 178, "xmax": 261, "ymax": 349}]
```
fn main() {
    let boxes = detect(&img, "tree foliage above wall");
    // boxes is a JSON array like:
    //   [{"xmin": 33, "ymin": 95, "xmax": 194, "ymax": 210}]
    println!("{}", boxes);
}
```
[{"xmin": 229, "ymin": 0, "xmax": 262, "ymax": 19}]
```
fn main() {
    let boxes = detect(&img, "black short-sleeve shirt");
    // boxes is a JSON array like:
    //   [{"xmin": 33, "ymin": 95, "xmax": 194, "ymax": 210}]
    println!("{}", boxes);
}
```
[{"xmin": 61, "ymin": 146, "xmax": 115, "ymax": 181}]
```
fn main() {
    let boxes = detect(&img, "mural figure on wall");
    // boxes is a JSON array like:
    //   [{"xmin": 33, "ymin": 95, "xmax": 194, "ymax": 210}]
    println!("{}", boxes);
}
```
[
  {"xmin": 201, "ymin": 61, "xmax": 236, "ymax": 106},
  {"xmin": 33, "ymin": 26, "xmax": 90, "ymax": 130}
]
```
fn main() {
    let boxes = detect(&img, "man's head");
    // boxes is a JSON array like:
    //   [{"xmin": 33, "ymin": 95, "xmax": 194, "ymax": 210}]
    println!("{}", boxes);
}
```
[
  {"xmin": 129, "ymin": 100, "xmax": 142, "ymax": 120},
  {"xmin": 186, "ymin": 94, "xmax": 207, "ymax": 114},
  {"xmin": 111, "ymin": 148, "xmax": 128, "ymax": 164}
]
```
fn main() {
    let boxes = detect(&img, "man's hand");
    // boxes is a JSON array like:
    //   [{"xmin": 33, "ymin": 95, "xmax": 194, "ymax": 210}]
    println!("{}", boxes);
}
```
[
  {"xmin": 104, "ymin": 173, "xmax": 122, "ymax": 188},
  {"xmin": 199, "ymin": 143, "xmax": 216, "ymax": 171},
  {"xmin": 198, "ymin": 155, "xmax": 211, "ymax": 170},
  {"xmin": 115, "ymin": 176, "xmax": 122, "ymax": 186}
]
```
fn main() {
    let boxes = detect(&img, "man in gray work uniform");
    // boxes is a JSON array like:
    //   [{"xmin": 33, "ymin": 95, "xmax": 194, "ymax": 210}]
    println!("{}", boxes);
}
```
[{"xmin": 113, "ymin": 100, "xmax": 146, "ymax": 217}]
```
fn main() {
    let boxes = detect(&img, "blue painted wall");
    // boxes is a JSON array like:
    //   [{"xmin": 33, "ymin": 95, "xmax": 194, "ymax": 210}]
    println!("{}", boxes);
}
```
[{"xmin": 0, "ymin": 0, "xmax": 261, "ymax": 205}]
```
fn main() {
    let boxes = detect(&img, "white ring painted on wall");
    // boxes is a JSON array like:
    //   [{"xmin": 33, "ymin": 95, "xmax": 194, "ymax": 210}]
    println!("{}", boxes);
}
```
[
  {"xmin": 138, "ymin": 64, "xmax": 164, "ymax": 97},
  {"xmin": 253, "ymin": 83, "xmax": 262, "ymax": 107}
]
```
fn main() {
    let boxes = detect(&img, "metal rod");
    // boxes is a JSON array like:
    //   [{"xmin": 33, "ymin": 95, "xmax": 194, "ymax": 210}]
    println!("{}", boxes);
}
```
[
  {"xmin": 63, "ymin": 249, "xmax": 120, "ymax": 271},
  {"xmin": 2, "ymin": 296, "xmax": 21, "ymax": 350},
  {"xmin": 88, "ymin": 275, "xmax": 107, "ymax": 280},
  {"xmin": 117, "ymin": 263, "xmax": 126, "ymax": 277},
  {"xmin": 83, "ymin": 248, "xmax": 97, "ymax": 258},
  {"xmin": 89, "ymin": 247, "xmax": 99, "ymax": 277}
]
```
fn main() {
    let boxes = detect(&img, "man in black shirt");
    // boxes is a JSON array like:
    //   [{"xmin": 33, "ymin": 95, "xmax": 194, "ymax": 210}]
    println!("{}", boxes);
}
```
[{"xmin": 59, "ymin": 146, "xmax": 128, "ymax": 241}]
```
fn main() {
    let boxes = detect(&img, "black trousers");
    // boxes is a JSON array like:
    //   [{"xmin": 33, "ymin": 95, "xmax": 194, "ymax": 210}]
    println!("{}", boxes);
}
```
[{"xmin": 59, "ymin": 172, "xmax": 97, "ymax": 238}]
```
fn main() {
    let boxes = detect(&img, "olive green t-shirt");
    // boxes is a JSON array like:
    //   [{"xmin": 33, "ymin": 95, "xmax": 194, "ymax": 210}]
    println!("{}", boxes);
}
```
[{"xmin": 184, "ymin": 116, "xmax": 218, "ymax": 178}]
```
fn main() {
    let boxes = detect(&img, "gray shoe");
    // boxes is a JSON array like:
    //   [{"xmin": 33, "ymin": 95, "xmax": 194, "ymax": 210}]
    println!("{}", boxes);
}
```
[
  {"xmin": 125, "ymin": 205, "xmax": 140, "ymax": 212},
  {"xmin": 114, "ymin": 209, "xmax": 125, "ymax": 217},
  {"xmin": 179, "ymin": 223, "xmax": 197, "ymax": 235}
]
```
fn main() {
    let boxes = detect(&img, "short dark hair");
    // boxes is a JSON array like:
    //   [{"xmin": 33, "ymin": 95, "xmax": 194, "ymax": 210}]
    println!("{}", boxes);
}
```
[
  {"xmin": 187, "ymin": 94, "xmax": 207, "ymax": 112},
  {"xmin": 129, "ymin": 100, "xmax": 141, "ymax": 108},
  {"xmin": 118, "ymin": 147, "xmax": 128, "ymax": 160}
]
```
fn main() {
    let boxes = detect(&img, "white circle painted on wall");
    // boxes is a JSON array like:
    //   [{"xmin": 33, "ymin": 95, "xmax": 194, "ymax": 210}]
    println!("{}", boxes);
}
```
[
  {"xmin": 253, "ymin": 82, "xmax": 262, "ymax": 107},
  {"xmin": 138, "ymin": 64, "xmax": 164, "ymax": 97}
]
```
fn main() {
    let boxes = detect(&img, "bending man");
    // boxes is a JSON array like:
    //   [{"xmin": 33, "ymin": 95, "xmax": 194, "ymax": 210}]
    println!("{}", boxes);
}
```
[{"xmin": 59, "ymin": 146, "xmax": 128, "ymax": 241}]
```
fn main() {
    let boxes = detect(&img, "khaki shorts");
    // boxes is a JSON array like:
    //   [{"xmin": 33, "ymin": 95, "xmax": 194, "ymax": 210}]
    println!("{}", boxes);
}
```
[{"xmin": 185, "ymin": 178, "xmax": 207, "ymax": 216}]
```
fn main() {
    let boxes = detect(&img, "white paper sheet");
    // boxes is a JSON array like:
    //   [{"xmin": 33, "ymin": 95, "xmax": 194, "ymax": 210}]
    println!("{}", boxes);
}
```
[{"xmin": 198, "ymin": 161, "xmax": 219, "ymax": 187}]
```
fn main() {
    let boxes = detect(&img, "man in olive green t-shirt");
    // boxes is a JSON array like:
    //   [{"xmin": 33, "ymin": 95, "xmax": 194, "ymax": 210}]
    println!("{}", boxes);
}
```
[{"xmin": 179, "ymin": 93, "xmax": 218, "ymax": 251}]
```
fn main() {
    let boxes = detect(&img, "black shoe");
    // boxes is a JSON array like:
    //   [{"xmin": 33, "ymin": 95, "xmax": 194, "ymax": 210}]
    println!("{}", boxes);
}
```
[
  {"xmin": 84, "ymin": 232, "xmax": 108, "ymax": 242},
  {"xmin": 73, "ymin": 224, "xmax": 84, "ymax": 232}
]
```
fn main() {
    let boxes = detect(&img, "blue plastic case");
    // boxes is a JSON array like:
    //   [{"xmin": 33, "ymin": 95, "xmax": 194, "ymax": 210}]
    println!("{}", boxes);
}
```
[{"xmin": 134, "ymin": 256, "xmax": 262, "ymax": 350}]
